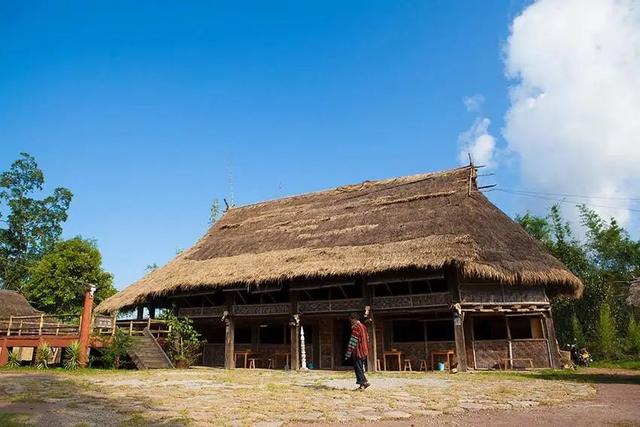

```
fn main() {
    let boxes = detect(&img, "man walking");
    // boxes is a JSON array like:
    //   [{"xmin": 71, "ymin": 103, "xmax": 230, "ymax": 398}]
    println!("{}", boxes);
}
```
[{"xmin": 345, "ymin": 312, "xmax": 370, "ymax": 390}]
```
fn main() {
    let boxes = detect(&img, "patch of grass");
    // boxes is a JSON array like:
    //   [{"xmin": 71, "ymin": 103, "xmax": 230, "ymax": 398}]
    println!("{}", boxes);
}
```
[
  {"xmin": 590, "ymin": 359, "xmax": 640, "ymax": 370},
  {"xmin": 0, "ymin": 413, "xmax": 30, "ymax": 427},
  {"xmin": 118, "ymin": 412, "xmax": 148, "ymax": 427}
]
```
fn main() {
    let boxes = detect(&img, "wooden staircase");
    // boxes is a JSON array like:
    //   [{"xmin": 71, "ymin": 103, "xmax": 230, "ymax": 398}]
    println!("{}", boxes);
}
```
[{"xmin": 128, "ymin": 328, "xmax": 173, "ymax": 369}]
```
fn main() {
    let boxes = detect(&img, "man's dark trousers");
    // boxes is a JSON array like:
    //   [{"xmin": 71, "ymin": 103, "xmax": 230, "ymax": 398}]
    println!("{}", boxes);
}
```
[{"xmin": 353, "ymin": 357, "xmax": 368, "ymax": 385}]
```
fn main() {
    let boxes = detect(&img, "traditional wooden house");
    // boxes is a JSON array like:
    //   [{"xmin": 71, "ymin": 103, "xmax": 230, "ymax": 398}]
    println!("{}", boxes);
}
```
[{"xmin": 97, "ymin": 166, "xmax": 582, "ymax": 371}]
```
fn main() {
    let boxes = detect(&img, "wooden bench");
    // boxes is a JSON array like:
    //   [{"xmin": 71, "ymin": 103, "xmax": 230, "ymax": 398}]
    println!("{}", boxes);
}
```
[{"xmin": 498, "ymin": 358, "xmax": 534, "ymax": 370}]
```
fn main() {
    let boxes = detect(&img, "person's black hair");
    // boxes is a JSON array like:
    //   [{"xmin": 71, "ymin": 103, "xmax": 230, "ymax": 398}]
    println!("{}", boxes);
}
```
[{"xmin": 349, "ymin": 312, "xmax": 359, "ymax": 321}]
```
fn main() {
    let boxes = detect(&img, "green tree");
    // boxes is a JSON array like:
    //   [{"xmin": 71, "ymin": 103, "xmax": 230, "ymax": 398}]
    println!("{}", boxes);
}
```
[
  {"xmin": 160, "ymin": 311, "xmax": 203, "ymax": 367},
  {"xmin": 0, "ymin": 153, "xmax": 72, "ymax": 290},
  {"xmin": 571, "ymin": 313, "xmax": 585, "ymax": 348},
  {"xmin": 22, "ymin": 237, "xmax": 116, "ymax": 315},
  {"xmin": 595, "ymin": 303, "xmax": 617, "ymax": 358},
  {"xmin": 627, "ymin": 314, "xmax": 640, "ymax": 356},
  {"xmin": 516, "ymin": 204, "xmax": 640, "ymax": 358}
]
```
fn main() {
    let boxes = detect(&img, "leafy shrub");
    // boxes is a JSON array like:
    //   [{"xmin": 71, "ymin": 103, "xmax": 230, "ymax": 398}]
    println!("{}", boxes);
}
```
[
  {"xmin": 594, "ymin": 304, "xmax": 617, "ymax": 358},
  {"xmin": 160, "ymin": 311, "xmax": 203, "ymax": 367},
  {"xmin": 101, "ymin": 328, "xmax": 133, "ymax": 369},
  {"xmin": 35, "ymin": 342, "xmax": 52, "ymax": 369},
  {"xmin": 64, "ymin": 341, "xmax": 81, "ymax": 370},
  {"xmin": 627, "ymin": 315, "xmax": 640, "ymax": 356}
]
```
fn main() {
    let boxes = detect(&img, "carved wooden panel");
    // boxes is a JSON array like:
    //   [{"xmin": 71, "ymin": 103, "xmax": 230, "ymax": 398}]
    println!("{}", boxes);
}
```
[
  {"xmin": 178, "ymin": 306, "xmax": 226, "ymax": 318},
  {"xmin": 460, "ymin": 284, "xmax": 548, "ymax": 304},
  {"xmin": 473, "ymin": 339, "xmax": 509, "ymax": 369},
  {"xmin": 372, "ymin": 292, "xmax": 451, "ymax": 310},
  {"xmin": 512, "ymin": 339, "xmax": 551, "ymax": 368},
  {"xmin": 298, "ymin": 298, "xmax": 363, "ymax": 314},
  {"xmin": 232, "ymin": 303, "xmax": 290, "ymax": 316}
]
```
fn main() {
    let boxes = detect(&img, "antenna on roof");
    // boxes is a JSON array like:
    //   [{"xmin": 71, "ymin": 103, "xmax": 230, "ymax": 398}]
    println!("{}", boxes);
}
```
[
  {"xmin": 226, "ymin": 156, "xmax": 236, "ymax": 208},
  {"xmin": 467, "ymin": 152, "xmax": 477, "ymax": 197}
]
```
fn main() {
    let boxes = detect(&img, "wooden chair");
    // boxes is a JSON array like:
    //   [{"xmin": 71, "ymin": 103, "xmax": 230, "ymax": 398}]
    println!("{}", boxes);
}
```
[{"xmin": 403, "ymin": 359, "xmax": 413, "ymax": 371}]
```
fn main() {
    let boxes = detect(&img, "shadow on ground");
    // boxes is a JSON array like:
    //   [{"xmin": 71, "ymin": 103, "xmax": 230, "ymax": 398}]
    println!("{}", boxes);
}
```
[
  {"xmin": 0, "ymin": 371, "xmax": 182, "ymax": 426},
  {"xmin": 514, "ymin": 368, "xmax": 640, "ymax": 385}
]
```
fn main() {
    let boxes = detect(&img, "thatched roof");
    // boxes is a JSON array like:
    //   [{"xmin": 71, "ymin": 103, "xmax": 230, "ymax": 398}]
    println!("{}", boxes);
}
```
[
  {"xmin": 0, "ymin": 290, "xmax": 42, "ymax": 318},
  {"xmin": 97, "ymin": 166, "xmax": 583, "ymax": 313},
  {"xmin": 627, "ymin": 279, "xmax": 640, "ymax": 307}
]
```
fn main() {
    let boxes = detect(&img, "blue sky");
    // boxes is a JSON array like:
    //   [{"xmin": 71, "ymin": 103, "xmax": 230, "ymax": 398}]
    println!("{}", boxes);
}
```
[{"xmin": 0, "ymin": 1, "xmax": 573, "ymax": 289}]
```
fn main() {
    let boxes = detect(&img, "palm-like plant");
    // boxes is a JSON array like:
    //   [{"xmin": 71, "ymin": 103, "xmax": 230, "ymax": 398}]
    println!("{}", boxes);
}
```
[
  {"xmin": 35, "ymin": 342, "xmax": 52, "ymax": 369},
  {"xmin": 64, "ymin": 341, "xmax": 81, "ymax": 370},
  {"xmin": 7, "ymin": 350, "xmax": 20, "ymax": 368}
]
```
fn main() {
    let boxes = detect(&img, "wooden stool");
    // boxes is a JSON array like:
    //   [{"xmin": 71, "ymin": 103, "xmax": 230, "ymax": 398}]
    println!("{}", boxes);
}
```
[
  {"xmin": 267, "ymin": 358, "xmax": 274, "ymax": 369},
  {"xmin": 376, "ymin": 359, "xmax": 381, "ymax": 371},
  {"xmin": 403, "ymin": 360, "xmax": 413, "ymax": 371},
  {"xmin": 419, "ymin": 359, "xmax": 428, "ymax": 371},
  {"xmin": 248, "ymin": 358, "xmax": 256, "ymax": 369}
]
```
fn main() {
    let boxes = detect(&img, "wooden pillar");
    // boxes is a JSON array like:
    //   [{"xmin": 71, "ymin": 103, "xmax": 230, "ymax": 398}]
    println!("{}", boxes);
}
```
[
  {"xmin": 453, "ymin": 313, "xmax": 467, "ymax": 371},
  {"xmin": 148, "ymin": 304, "xmax": 156, "ymax": 319},
  {"xmin": 543, "ymin": 310, "xmax": 561, "ymax": 369},
  {"xmin": 0, "ymin": 338, "xmax": 9, "ymax": 367},
  {"xmin": 224, "ymin": 292, "xmax": 235, "ymax": 369},
  {"xmin": 79, "ymin": 285, "xmax": 95, "ymax": 367},
  {"xmin": 290, "ymin": 291, "xmax": 300, "ymax": 370},
  {"xmin": 363, "ymin": 281, "xmax": 377, "ymax": 372},
  {"xmin": 290, "ymin": 318, "xmax": 300, "ymax": 370},
  {"xmin": 366, "ymin": 316, "xmax": 378, "ymax": 372},
  {"xmin": 136, "ymin": 306, "xmax": 144, "ymax": 321},
  {"xmin": 224, "ymin": 316, "xmax": 235, "ymax": 369},
  {"xmin": 447, "ymin": 265, "xmax": 467, "ymax": 371}
]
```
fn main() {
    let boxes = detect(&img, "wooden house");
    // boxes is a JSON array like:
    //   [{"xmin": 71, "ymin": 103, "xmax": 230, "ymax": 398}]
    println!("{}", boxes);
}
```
[{"xmin": 97, "ymin": 166, "xmax": 582, "ymax": 371}]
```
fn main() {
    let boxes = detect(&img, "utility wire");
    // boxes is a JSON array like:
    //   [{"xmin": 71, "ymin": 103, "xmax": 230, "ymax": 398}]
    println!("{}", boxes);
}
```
[
  {"xmin": 497, "ymin": 188, "xmax": 640, "ymax": 202},
  {"xmin": 493, "ymin": 189, "xmax": 640, "ymax": 213}
]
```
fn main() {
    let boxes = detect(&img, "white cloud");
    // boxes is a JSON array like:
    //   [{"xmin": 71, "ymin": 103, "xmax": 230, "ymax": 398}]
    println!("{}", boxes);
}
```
[
  {"xmin": 503, "ymin": 0, "xmax": 640, "ymax": 225},
  {"xmin": 463, "ymin": 94, "xmax": 485, "ymax": 113},
  {"xmin": 458, "ymin": 116, "xmax": 497, "ymax": 168}
]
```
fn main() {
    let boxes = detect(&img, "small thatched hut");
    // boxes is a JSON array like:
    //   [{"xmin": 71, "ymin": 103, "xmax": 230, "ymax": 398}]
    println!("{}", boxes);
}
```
[
  {"xmin": 99, "ymin": 165, "xmax": 582, "ymax": 371},
  {"xmin": 0, "ymin": 291, "xmax": 41, "ymax": 318},
  {"xmin": 628, "ymin": 279, "xmax": 640, "ymax": 307}
]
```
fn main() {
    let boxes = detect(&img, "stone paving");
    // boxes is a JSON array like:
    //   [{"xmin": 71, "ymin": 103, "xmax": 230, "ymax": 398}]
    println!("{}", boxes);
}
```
[{"xmin": 0, "ymin": 368, "xmax": 595, "ymax": 426}]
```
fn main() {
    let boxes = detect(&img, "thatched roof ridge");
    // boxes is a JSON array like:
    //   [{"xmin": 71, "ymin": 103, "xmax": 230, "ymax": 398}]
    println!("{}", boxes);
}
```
[
  {"xmin": 627, "ymin": 279, "xmax": 640, "ymax": 307},
  {"xmin": 0, "ymin": 290, "xmax": 42, "ymax": 318},
  {"xmin": 97, "ymin": 166, "xmax": 583, "ymax": 313}
]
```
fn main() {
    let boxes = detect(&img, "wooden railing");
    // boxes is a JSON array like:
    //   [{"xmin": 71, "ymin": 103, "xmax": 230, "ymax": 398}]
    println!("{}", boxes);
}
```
[
  {"xmin": 0, "ymin": 314, "xmax": 81, "ymax": 337},
  {"xmin": 113, "ymin": 319, "xmax": 171, "ymax": 338}
]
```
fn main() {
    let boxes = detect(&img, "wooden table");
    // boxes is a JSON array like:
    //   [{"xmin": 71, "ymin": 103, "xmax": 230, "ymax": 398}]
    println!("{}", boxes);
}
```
[
  {"xmin": 234, "ymin": 351, "xmax": 251, "ymax": 369},
  {"xmin": 431, "ymin": 350, "xmax": 455, "ymax": 372},
  {"xmin": 382, "ymin": 351, "xmax": 403, "ymax": 371},
  {"xmin": 274, "ymin": 352, "xmax": 291, "ymax": 369}
]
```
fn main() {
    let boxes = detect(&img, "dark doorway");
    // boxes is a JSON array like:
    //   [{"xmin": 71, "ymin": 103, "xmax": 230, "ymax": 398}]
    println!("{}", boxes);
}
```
[{"xmin": 334, "ymin": 318, "xmax": 353, "ymax": 368}]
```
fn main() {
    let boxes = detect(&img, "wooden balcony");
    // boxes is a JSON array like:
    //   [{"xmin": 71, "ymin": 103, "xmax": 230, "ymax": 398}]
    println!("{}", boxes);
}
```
[
  {"xmin": 372, "ymin": 292, "xmax": 451, "ymax": 310},
  {"xmin": 298, "ymin": 298, "xmax": 364, "ymax": 314}
]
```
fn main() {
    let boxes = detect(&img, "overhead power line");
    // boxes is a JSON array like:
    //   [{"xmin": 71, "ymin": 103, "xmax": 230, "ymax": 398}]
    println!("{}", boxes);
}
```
[
  {"xmin": 497, "ymin": 188, "xmax": 640, "ymax": 202},
  {"xmin": 493, "ymin": 189, "xmax": 640, "ymax": 213}
]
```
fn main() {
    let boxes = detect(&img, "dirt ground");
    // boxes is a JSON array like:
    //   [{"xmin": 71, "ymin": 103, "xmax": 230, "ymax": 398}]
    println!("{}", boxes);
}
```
[{"xmin": 0, "ymin": 367, "xmax": 637, "ymax": 426}]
